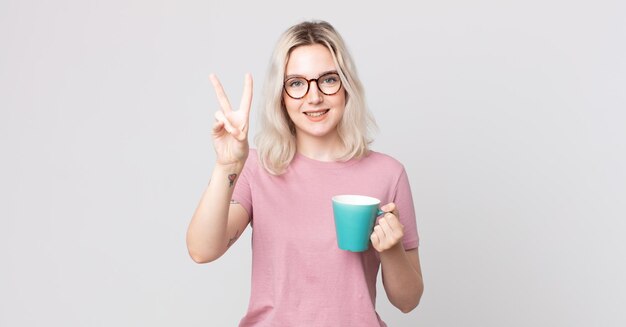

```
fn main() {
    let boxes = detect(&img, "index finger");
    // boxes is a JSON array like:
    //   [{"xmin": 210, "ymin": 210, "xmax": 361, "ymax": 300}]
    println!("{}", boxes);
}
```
[
  {"xmin": 209, "ymin": 74, "xmax": 233, "ymax": 113},
  {"xmin": 381, "ymin": 202, "xmax": 399, "ymax": 217}
]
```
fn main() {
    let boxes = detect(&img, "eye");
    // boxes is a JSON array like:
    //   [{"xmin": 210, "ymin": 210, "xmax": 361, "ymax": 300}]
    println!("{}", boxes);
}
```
[
  {"xmin": 287, "ymin": 79, "xmax": 305, "ymax": 88},
  {"xmin": 320, "ymin": 74, "xmax": 340, "ymax": 85}
]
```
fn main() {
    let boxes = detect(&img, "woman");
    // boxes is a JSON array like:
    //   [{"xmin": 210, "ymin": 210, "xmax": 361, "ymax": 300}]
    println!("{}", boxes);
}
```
[{"xmin": 187, "ymin": 20, "xmax": 423, "ymax": 326}]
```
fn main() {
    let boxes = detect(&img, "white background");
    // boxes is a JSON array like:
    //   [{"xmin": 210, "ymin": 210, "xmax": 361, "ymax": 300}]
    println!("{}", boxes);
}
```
[{"xmin": 1, "ymin": 0, "xmax": 625, "ymax": 326}]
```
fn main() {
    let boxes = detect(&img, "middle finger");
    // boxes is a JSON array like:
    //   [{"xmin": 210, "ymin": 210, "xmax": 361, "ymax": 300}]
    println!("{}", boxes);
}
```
[{"xmin": 239, "ymin": 73, "xmax": 253, "ymax": 116}]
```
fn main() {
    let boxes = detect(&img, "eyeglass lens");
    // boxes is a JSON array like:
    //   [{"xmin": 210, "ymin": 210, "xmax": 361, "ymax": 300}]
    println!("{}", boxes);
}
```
[{"xmin": 284, "ymin": 73, "xmax": 341, "ymax": 99}]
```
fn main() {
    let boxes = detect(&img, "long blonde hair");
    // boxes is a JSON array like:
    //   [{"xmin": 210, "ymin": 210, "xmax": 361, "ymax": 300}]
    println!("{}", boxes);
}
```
[{"xmin": 255, "ymin": 20, "xmax": 377, "ymax": 175}]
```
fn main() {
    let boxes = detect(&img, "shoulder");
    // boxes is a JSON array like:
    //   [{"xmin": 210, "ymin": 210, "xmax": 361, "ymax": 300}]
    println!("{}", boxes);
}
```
[
  {"xmin": 241, "ymin": 148, "xmax": 261, "ymax": 176},
  {"xmin": 363, "ymin": 150, "xmax": 406, "ymax": 171},
  {"xmin": 248, "ymin": 148, "xmax": 259, "ymax": 163}
]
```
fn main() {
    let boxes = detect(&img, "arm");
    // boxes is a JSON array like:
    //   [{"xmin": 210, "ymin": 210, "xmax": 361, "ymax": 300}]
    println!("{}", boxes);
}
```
[
  {"xmin": 371, "ymin": 203, "xmax": 424, "ymax": 313},
  {"xmin": 186, "ymin": 73, "xmax": 253, "ymax": 264},
  {"xmin": 380, "ymin": 246, "xmax": 423, "ymax": 313},
  {"xmin": 186, "ymin": 163, "xmax": 250, "ymax": 263}
]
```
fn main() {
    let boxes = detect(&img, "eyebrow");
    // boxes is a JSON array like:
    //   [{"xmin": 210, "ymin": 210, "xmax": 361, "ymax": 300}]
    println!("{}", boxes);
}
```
[{"xmin": 285, "ymin": 70, "xmax": 339, "ymax": 80}]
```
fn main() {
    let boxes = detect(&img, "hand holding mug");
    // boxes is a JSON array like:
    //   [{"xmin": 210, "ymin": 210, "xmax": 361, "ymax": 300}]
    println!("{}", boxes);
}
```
[{"xmin": 370, "ymin": 203, "xmax": 405, "ymax": 253}]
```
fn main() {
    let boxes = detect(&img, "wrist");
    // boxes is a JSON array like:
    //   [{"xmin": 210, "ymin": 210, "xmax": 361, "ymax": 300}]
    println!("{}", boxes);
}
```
[
  {"xmin": 379, "ymin": 242, "xmax": 406, "ymax": 260},
  {"xmin": 214, "ymin": 161, "xmax": 245, "ymax": 174},
  {"xmin": 211, "ymin": 162, "xmax": 245, "ymax": 188}
]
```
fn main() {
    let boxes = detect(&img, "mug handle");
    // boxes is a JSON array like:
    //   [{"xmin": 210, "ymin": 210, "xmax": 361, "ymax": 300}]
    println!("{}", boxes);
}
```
[{"xmin": 377, "ymin": 209, "xmax": 386, "ymax": 216}]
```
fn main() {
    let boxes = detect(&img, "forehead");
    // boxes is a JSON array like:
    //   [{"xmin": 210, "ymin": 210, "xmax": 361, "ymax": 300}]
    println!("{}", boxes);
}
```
[{"xmin": 285, "ymin": 44, "xmax": 337, "ymax": 77}]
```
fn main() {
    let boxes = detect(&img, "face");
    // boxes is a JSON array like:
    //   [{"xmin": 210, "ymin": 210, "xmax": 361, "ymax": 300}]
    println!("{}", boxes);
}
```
[{"xmin": 283, "ymin": 44, "xmax": 346, "ymax": 140}]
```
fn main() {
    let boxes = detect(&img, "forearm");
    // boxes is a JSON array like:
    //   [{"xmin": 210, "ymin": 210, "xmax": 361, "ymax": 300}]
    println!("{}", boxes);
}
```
[
  {"xmin": 186, "ymin": 162, "xmax": 243, "ymax": 262},
  {"xmin": 380, "ymin": 245, "xmax": 423, "ymax": 313}
]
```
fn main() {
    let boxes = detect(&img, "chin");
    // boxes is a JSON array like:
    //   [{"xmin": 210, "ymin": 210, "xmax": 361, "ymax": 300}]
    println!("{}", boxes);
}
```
[{"xmin": 298, "ymin": 124, "xmax": 340, "ymax": 138}]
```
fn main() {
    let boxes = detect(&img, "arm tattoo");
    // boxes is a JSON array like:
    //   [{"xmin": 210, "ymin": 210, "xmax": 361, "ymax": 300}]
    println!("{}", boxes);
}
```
[
  {"xmin": 228, "ymin": 174, "xmax": 237, "ymax": 187},
  {"xmin": 227, "ymin": 230, "xmax": 240, "ymax": 248}
]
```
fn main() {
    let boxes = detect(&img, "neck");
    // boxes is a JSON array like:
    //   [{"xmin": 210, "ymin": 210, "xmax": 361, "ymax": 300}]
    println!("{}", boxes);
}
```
[{"xmin": 295, "ymin": 131, "xmax": 344, "ymax": 162}]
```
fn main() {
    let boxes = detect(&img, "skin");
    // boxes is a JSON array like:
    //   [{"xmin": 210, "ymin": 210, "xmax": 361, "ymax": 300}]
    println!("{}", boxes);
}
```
[
  {"xmin": 283, "ymin": 44, "xmax": 346, "ymax": 161},
  {"xmin": 186, "ymin": 44, "xmax": 423, "ymax": 313},
  {"xmin": 186, "ymin": 74, "xmax": 252, "ymax": 263}
]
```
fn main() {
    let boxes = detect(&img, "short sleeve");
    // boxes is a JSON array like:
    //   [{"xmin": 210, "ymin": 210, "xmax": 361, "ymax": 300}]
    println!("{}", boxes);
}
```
[
  {"xmin": 394, "ymin": 168, "xmax": 419, "ymax": 250},
  {"xmin": 231, "ymin": 151, "xmax": 256, "ymax": 221}
]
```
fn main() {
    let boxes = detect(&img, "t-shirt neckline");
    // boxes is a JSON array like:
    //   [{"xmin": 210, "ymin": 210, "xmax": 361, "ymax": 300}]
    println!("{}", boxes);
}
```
[{"xmin": 292, "ymin": 151, "xmax": 367, "ymax": 169}]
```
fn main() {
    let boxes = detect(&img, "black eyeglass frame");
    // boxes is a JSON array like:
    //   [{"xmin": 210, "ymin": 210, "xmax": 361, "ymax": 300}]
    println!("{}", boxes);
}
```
[{"xmin": 283, "ymin": 72, "xmax": 343, "ymax": 100}]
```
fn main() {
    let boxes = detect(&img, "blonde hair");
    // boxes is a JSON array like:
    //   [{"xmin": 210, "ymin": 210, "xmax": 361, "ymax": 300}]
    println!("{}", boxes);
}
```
[{"xmin": 255, "ymin": 20, "xmax": 377, "ymax": 175}]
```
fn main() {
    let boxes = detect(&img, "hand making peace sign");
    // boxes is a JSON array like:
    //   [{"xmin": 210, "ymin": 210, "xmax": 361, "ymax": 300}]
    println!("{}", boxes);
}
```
[{"xmin": 209, "ymin": 73, "xmax": 253, "ymax": 166}]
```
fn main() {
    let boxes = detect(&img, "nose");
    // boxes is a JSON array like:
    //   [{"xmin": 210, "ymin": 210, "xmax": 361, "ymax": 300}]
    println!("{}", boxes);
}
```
[{"xmin": 306, "ymin": 81, "xmax": 323, "ymax": 104}]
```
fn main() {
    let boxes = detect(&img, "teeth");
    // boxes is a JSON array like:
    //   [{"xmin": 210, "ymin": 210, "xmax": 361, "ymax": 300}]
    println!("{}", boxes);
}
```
[{"xmin": 305, "ymin": 110, "xmax": 329, "ymax": 117}]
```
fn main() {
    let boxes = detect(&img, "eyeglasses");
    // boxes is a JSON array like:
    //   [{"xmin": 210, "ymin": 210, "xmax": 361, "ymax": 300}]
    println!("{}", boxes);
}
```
[{"xmin": 283, "ymin": 72, "xmax": 342, "ymax": 99}]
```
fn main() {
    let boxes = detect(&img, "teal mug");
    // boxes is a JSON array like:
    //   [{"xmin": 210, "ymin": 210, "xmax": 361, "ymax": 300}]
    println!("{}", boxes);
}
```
[{"xmin": 332, "ymin": 195, "xmax": 385, "ymax": 252}]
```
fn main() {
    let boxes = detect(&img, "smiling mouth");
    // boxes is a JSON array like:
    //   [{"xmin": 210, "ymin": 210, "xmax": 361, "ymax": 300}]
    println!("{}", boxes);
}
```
[{"xmin": 304, "ymin": 109, "xmax": 330, "ymax": 117}]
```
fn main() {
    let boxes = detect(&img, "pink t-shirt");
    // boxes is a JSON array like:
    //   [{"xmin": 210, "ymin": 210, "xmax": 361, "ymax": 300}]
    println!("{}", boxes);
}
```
[{"xmin": 233, "ymin": 149, "xmax": 419, "ymax": 327}]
